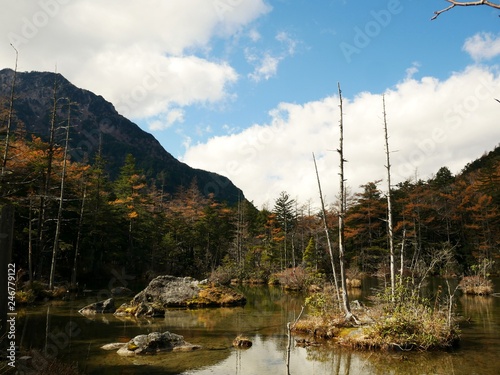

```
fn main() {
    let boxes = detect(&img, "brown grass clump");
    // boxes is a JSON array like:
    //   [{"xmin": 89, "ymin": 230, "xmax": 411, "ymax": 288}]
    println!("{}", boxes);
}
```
[
  {"xmin": 340, "ymin": 282, "xmax": 460, "ymax": 351},
  {"xmin": 293, "ymin": 315, "xmax": 343, "ymax": 339},
  {"xmin": 194, "ymin": 285, "xmax": 247, "ymax": 306},
  {"xmin": 275, "ymin": 267, "xmax": 308, "ymax": 291},
  {"xmin": 341, "ymin": 305, "xmax": 459, "ymax": 351},
  {"xmin": 459, "ymin": 275, "xmax": 493, "ymax": 295}
]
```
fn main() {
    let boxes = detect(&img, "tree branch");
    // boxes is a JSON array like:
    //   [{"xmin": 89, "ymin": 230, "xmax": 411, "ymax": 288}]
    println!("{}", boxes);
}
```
[{"xmin": 432, "ymin": 0, "xmax": 500, "ymax": 20}]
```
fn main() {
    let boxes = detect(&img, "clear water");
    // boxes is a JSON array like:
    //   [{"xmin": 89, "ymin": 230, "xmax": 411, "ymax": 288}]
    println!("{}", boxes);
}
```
[{"xmin": 9, "ymin": 279, "xmax": 500, "ymax": 375}]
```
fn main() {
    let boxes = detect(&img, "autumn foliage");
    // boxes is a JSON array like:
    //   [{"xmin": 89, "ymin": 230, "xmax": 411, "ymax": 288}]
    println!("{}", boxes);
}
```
[{"xmin": 1, "ymin": 113, "xmax": 499, "ymax": 287}]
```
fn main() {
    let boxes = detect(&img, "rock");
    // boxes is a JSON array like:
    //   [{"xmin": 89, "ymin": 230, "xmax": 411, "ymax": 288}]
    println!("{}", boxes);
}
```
[
  {"xmin": 101, "ymin": 343, "xmax": 127, "ymax": 351},
  {"xmin": 114, "ymin": 275, "xmax": 246, "ymax": 317},
  {"xmin": 79, "ymin": 298, "xmax": 116, "ymax": 315},
  {"xmin": 109, "ymin": 331, "xmax": 201, "ymax": 356},
  {"xmin": 232, "ymin": 335, "xmax": 252, "ymax": 348}
]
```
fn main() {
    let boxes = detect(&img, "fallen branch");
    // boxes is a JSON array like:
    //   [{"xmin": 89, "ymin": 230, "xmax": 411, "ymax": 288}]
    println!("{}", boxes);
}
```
[{"xmin": 286, "ymin": 306, "xmax": 305, "ymax": 374}]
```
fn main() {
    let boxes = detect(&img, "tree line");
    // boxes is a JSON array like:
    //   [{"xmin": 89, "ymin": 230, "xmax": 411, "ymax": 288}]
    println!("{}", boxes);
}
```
[{"xmin": 1, "ymin": 94, "xmax": 499, "ymax": 289}]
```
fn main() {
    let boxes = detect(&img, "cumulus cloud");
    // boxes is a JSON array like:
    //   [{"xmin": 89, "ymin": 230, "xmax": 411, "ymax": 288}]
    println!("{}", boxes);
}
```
[
  {"xmin": 182, "ymin": 65, "xmax": 500, "ymax": 209},
  {"xmin": 1, "ymin": 0, "xmax": 270, "ymax": 119},
  {"xmin": 463, "ymin": 32, "xmax": 500, "ymax": 61}
]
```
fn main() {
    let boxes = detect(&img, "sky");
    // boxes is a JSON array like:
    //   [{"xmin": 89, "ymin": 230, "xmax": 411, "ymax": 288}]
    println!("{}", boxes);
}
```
[{"xmin": 2, "ymin": 0, "xmax": 500, "ymax": 209}]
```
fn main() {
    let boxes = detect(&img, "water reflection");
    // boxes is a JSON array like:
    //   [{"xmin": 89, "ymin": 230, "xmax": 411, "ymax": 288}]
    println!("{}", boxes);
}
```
[{"xmin": 11, "ymin": 280, "xmax": 500, "ymax": 375}]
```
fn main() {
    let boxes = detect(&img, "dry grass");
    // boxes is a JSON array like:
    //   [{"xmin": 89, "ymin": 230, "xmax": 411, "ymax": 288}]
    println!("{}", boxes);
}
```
[
  {"xmin": 275, "ymin": 267, "xmax": 308, "ymax": 291},
  {"xmin": 459, "ymin": 275, "xmax": 493, "ymax": 295},
  {"xmin": 296, "ymin": 280, "xmax": 460, "ymax": 351},
  {"xmin": 340, "ymin": 305, "xmax": 459, "ymax": 351},
  {"xmin": 292, "ymin": 315, "xmax": 342, "ymax": 339}
]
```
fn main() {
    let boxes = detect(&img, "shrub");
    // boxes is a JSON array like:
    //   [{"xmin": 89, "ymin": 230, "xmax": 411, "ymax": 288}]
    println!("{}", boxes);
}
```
[
  {"xmin": 16, "ymin": 289, "xmax": 36, "ymax": 304},
  {"xmin": 459, "ymin": 275, "xmax": 493, "ymax": 295},
  {"xmin": 346, "ymin": 281, "xmax": 460, "ymax": 350},
  {"xmin": 275, "ymin": 267, "xmax": 308, "ymax": 291}
]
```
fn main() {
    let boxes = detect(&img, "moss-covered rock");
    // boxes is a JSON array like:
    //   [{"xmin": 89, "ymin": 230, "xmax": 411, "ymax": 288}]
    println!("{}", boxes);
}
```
[
  {"xmin": 79, "ymin": 298, "xmax": 116, "ymax": 315},
  {"xmin": 102, "ymin": 331, "xmax": 201, "ymax": 356},
  {"xmin": 114, "ymin": 275, "xmax": 246, "ymax": 317}
]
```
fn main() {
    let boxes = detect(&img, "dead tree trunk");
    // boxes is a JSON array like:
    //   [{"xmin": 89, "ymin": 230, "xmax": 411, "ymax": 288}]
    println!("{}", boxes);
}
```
[
  {"xmin": 400, "ymin": 228, "xmax": 406, "ymax": 281},
  {"xmin": 71, "ymin": 179, "xmax": 87, "ymax": 288},
  {"xmin": 312, "ymin": 152, "xmax": 341, "ymax": 309},
  {"xmin": 49, "ymin": 100, "xmax": 71, "ymax": 290},
  {"xmin": 36, "ymin": 74, "xmax": 59, "ymax": 278},
  {"xmin": 382, "ymin": 95, "xmax": 395, "ymax": 299},
  {"xmin": 337, "ymin": 83, "xmax": 351, "ymax": 317},
  {"xmin": 1, "ymin": 45, "xmax": 18, "ymax": 178}
]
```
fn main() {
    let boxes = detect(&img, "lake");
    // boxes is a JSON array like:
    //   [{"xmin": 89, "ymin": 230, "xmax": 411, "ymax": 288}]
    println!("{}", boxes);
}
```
[{"xmin": 9, "ymin": 278, "xmax": 500, "ymax": 374}]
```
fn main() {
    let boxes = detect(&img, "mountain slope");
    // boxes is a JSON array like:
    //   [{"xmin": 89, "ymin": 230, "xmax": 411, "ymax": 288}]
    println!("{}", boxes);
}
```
[{"xmin": 0, "ymin": 68, "xmax": 243, "ymax": 204}]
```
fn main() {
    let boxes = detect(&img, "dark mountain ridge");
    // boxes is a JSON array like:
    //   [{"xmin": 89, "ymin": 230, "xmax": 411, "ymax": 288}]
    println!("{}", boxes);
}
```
[{"xmin": 0, "ymin": 68, "xmax": 243, "ymax": 204}]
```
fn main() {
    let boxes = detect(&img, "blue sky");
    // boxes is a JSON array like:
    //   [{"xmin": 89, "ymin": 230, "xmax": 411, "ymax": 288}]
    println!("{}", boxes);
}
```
[{"xmin": 2, "ymin": 1, "xmax": 500, "ymax": 208}]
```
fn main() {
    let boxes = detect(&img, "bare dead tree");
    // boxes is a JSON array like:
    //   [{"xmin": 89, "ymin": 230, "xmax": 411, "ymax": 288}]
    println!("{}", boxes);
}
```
[
  {"xmin": 37, "ymin": 73, "xmax": 60, "ymax": 277},
  {"xmin": 312, "ymin": 152, "xmax": 341, "ymax": 310},
  {"xmin": 286, "ymin": 306, "xmax": 305, "ymax": 375},
  {"xmin": 49, "ymin": 99, "xmax": 73, "ymax": 290},
  {"xmin": 1, "ymin": 44, "xmax": 18, "ymax": 178},
  {"xmin": 336, "ymin": 83, "xmax": 352, "ymax": 318},
  {"xmin": 382, "ymin": 96, "xmax": 395, "ymax": 299},
  {"xmin": 71, "ymin": 175, "xmax": 87, "ymax": 288},
  {"xmin": 432, "ymin": 1, "xmax": 500, "ymax": 20}
]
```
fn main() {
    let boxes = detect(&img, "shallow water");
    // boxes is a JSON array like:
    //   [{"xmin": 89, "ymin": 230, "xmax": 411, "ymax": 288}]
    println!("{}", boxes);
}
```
[{"xmin": 10, "ymin": 279, "xmax": 500, "ymax": 374}]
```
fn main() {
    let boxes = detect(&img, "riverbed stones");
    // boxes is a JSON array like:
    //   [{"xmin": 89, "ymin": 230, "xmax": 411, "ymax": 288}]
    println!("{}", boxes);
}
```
[
  {"xmin": 78, "ymin": 297, "xmax": 116, "ymax": 315},
  {"xmin": 102, "ymin": 331, "xmax": 201, "ymax": 356},
  {"xmin": 114, "ymin": 275, "xmax": 246, "ymax": 317}
]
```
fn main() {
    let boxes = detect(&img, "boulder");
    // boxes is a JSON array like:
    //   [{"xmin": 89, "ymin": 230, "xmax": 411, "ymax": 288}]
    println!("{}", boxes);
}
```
[
  {"xmin": 101, "ymin": 331, "xmax": 201, "ymax": 356},
  {"xmin": 78, "ymin": 298, "xmax": 116, "ymax": 315},
  {"xmin": 114, "ymin": 275, "xmax": 246, "ymax": 317}
]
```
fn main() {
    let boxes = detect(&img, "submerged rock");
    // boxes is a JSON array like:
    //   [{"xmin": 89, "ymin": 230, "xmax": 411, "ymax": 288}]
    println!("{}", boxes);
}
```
[
  {"xmin": 114, "ymin": 275, "xmax": 246, "ymax": 317},
  {"xmin": 78, "ymin": 298, "xmax": 116, "ymax": 315},
  {"xmin": 102, "ymin": 331, "xmax": 201, "ymax": 356}
]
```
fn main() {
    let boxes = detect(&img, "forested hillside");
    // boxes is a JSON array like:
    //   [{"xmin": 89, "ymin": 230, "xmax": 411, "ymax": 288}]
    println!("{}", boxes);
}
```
[
  {"xmin": 1, "ymin": 71, "xmax": 498, "ymax": 288},
  {"xmin": 0, "ymin": 68, "xmax": 243, "ymax": 205}
]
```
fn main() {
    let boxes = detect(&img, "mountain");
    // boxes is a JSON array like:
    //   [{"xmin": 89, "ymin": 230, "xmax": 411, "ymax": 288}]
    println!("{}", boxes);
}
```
[{"xmin": 0, "ymin": 68, "xmax": 243, "ymax": 204}]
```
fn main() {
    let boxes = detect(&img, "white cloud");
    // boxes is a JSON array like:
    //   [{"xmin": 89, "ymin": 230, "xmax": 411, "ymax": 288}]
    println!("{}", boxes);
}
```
[
  {"xmin": 77, "ymin": 50, "xmax": 239, "ymax": 119},
  {"xmin": 246, "ymin": 31, "xmax": 298, "ymax": 82},
  {"xmin": 463, "ymin": 32, "xmax": 500, "ymax": 61},
  {"xmin": 248, "ymin": 28, "xmax": 261, "ymax": 42},
  {"xmin": 276, "ymin": 31, "xmax": 297, "ymax": 55},
  {"xmin": 148, "ymin": 109, "xmax": 185, "ymax": 131},
  {"xmin": 183, "ymin": 65, "xmax": 500, "ymax": 209},
  {"xmin": 404, "ymin": 62, "xmax": 420, "ymax": 80},
  {"xmin": 196, "ymin": 125, "xmax": 212, "ymax": 137},
  {"xmin": 1, "ymin": 0, "xmax": 270, "ymax": 120},
  {"xmin": 248, "ymin": 53, "xmax": 280, "ymax": 81}
]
